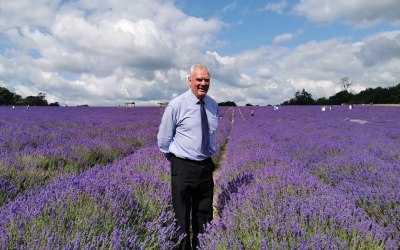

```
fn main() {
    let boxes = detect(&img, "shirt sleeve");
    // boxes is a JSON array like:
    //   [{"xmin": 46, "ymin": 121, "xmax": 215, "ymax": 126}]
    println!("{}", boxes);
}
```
[{"xmin": 157, "ymin": 104, "xmax": 176, "ymax": 155}]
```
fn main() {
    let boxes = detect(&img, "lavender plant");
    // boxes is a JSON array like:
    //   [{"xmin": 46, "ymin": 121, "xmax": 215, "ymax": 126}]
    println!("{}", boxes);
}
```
[
  {"xmin": 0, "ymin": 107, "xmax": 159, "ymax": 205},
  {"xmin": 202, "ymin": 106, "xmax": 399, "ymax": 249},
  {"xmin": 0, "ymin": 146, "xmax": 181, "ymax": 249},
  {"xmin": 1, "ymin": 105, "xmax": 398, "ymax": 249},
  {"xmin": 0, "ymin": 105, "xmax": 232, "ymax": 248}
]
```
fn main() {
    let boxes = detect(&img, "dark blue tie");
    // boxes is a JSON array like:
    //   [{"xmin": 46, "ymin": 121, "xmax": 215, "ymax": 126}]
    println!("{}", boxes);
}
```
[{"xmin": 200, "ymin": 100, "xmax": 210, "ymax": 156}]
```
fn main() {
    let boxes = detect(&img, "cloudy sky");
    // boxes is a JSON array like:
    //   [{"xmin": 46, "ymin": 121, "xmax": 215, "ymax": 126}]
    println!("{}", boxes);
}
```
[{"xmin": 1, "ymin": 0, "xmax": 399, "ymax": 106}]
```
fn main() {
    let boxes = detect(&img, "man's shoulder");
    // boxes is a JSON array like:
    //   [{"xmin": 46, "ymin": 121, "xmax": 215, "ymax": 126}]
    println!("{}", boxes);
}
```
[
  {"xmin": 168, "ymin": 91, "xmax": 189, "ymax": 106},
  {"xmin": 205, "ymin": 95, "xmax": 218, "ymax": 108},
  {"xmin": 207, "ymin": 95, "xmax": 217, "ymax": 104}
]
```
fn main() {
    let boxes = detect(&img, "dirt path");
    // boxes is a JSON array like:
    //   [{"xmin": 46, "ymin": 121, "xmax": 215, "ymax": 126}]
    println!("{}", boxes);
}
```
[
  {"xmin": 212, "ymin": 107, "xmax": 235, "ymax": 217},
  {"xmin": 237, "ymin": 107, "xmax": 247, "ymax": 121}
]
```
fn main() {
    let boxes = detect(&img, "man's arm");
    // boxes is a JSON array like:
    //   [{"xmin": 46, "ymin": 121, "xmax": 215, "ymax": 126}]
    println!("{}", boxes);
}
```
[{"xmin": 157, "ymin": 105, "xmax": 176, "ymax": 159}]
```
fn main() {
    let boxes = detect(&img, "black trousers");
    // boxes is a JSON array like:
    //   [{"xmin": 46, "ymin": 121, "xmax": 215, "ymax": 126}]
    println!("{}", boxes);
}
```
[{"xmin": 170, "ymin": 154, "xmax": 215, "ymax": 250}]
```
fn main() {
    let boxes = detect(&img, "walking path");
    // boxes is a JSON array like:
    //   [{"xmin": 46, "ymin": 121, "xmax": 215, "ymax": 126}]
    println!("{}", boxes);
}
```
[{"xmin": 212, "ymin": 107, "xmax": 235, "ymax": 217}]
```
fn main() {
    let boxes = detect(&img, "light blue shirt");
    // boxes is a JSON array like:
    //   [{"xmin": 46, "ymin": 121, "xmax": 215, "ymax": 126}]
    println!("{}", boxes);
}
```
[{"xmin": 157, "ymin": 90, "xmax": 219, "ymax": 161}]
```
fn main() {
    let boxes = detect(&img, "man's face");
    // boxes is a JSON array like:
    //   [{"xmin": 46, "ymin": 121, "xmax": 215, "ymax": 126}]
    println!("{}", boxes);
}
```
[{"xmin": 188, "ymin": 67, "xmax": 210, "ymax": 99}]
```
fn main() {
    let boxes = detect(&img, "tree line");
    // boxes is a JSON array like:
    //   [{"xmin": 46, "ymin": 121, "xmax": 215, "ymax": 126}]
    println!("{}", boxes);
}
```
[
  {"xmin": 0, "ymin": 87, "xmax": 59, "ymax": 106},
  {"xmin": 283, "ymin": 83, "xmax": 400, "ymax": 105},
  {"xmin": 3, "ymin": 80, "xmax": 399, "ymax": 107}
]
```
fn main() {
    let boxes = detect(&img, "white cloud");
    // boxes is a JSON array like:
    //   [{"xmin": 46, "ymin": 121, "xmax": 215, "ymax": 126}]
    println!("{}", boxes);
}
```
[
  {"xmin": 0, "ymin": 0, "xmax": 224, "ymax": 106},
  {"xmin": 257, "ymin": 67, "xmax": 272, "ymax": 79},
  {"xmin": 206, "ymin": 33, "xmax": 400, "ymax": 105},
  {"xmin": 265, "ymin": 0, "xmax": 288, "ymax": 14},
  {"xmin": 354, "ymin": 31, "xmax": 400, "ymax": 67},
  {"xmin": 222, "ymin": 2, "xmax": 238, "ymax": 13},
  {"xmin": 0, "ymin": 0, "xmax": 399, "ymax": 106},
  {"xmin": 273, "ymin": 33, "xmax": 296, "ymax": 45},
  {"xmin": 0, "ymin": 0, "xmax": 57, "ymax": 30},
  {"xmin": 273, "ymin": 29, "xmax": 304, "ymax": 45},
  {"xmin": 294, "ymin": 0, "xmax": 400, "ymax": 27}
]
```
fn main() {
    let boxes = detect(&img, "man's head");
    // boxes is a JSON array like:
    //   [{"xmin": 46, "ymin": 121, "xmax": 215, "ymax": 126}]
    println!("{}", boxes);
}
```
[{"xmin": 188, "ymin": 64, "xmax": 210, "ymax": 99}]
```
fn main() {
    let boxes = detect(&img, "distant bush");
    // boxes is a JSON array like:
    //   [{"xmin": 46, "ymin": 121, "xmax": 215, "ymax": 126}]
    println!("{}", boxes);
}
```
[
  {"xmin": 282, "ymin": 83, "xmax": 400, "ymax": 105},
  {"xmin": 218, "ymin": 101, "xmax": 237, "ymax": 106},
  {"xmin": 0, "ymin": 87, "xmax": 57, "ymax": 106}
]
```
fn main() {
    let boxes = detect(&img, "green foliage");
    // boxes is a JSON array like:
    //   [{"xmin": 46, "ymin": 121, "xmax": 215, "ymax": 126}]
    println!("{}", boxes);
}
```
[
  {"xmin": 218, "ymin": 101, "xmax": 237, "ymax": 106},
  {"xmin": 328, "ymin": 90, "xmax": 354, "ymax": 105},
  {"xmin": 282, "ymin": 83, "xmax": 400, "ymax": 105},
  {"xmin": 355, "ymin": 84, "xmax": 400, "ymax": 104},
  {"xmin": 245, "ymin": 162, "xmax": 264, "ymax": 171},
  {"xmin": 0, "ymin": 146, "xmax": 125, "ymax": 205},
  {"xmin": 0, "ymin": 87, "xmax": 15, "ymax": 105},
  {"xmin": 315, "ymin": 97, "xmax": 328, "ymax": 105},
  {"xmin": 73, "ymin": 146, "xmax": 124, "ymax": 172},
  {"xmin": 0, "ymin": 87, "xmax": 57, "ymax": 106},
  {"xmin": 212, "ymin": 180, "xmax": 385, "ymax": 249},
  {"xmin": 0, "ymin": 155, "xmax": 66, "ymax": 200},
  {"xmin": 6, "ymin": 193, "xmax": 108, "ymax": 249},
  {"xmin": 356, "ymin": 199, "xmax": 400, "ymax": 228},
  {"xmin": 283, "ymin": 89, "xmax": 315, "ymax": 105},
  {"xmin": 49, "ymin": 102, "xmax": 60, "ymax": 106},
  {"xmin": 25, "ymin": 92, "xmax": 48, "ymax": 106}
]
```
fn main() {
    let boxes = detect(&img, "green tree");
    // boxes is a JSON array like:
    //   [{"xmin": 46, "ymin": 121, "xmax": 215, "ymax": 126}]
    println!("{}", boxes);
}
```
[
  {"xmin": 283, "ymin": 89, "xmax": 315, "ymax": 105},
  {"xmin": 355, "ymin": 88, "xmax": 375, "ymax": 104},
  {"xmin": 354, "ymin": 83, "xmax": 400, "ymax": 104},
  {"xmin": 0, "ymin": 87, "xmax": 15, "ymax": 105},
  {"xmin": 14, "ymin": 94, "xmax": 22, "ymax": 104},
  {"xmin": 387, "ymin": 83, "xmax": 400, "ymax": 103},
  {"xmin": 315, "ymin": 97, "xmax": 328, "ymax": 105},
  {"xmin": 328, "ymin": 90, "xmax": 354, "ymax": 105},
  {"xmin": 25, "ymin": 92, "xmax": 48, "ymax": 106},
  {"xmin": 282, "ymin": 83, "xmax": 400, "ymax": 105},
  {"xmin": 49, "ymin": 102, "xmax": 60, "ymax": 106},
  {"xmin": 218, "ymin": 101, "xmax": 237, "ymax": 106}
]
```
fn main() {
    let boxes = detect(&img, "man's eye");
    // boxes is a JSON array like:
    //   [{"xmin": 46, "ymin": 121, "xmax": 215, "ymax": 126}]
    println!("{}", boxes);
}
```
[{"xmin": 196, "ymin": 78, "xmax": 210, "ymax": 82}]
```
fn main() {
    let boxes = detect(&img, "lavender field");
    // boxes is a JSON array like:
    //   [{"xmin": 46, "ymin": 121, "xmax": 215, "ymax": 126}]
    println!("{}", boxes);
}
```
[{"xmin": 0, "ymin": 105, "xmax": 399, "ymax": 249}]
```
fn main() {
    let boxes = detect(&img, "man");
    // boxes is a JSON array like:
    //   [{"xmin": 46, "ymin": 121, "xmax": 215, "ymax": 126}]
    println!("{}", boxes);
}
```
[{"xmin": 157, "ymin": 64, "xmax": 218, "ymax": 249}]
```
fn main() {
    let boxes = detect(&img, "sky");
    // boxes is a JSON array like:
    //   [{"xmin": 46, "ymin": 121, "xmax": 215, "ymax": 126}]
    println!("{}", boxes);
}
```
[{"xmin": 0, "ymin": 0, "xmax": 400, "ymax": 106}]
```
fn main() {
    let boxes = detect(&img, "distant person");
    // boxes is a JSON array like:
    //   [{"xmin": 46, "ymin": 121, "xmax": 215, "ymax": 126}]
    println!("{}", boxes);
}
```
[
  {"xmin": 273, "ymin": 105, "xmax": 279, "ymax": 111},
  {"xmin": 157, "ymin": 64, "xmax": 218, "ymax": 250},
  {"xmin": 321, "ymin": 106, "xmax": 326, "ymax": 112},
  {"xmin": 251, "ymin": 109, "xmax": 254, "ymax": 116}
]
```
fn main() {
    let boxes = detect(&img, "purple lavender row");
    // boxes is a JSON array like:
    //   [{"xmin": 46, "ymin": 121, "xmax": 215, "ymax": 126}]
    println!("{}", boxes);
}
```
[
  {"xmin": 0, "ymin": 106, "xmax": 233, "ymax": 248},
  {"xmin": 0, "ymin": 145, "xmax": 182, "ymax": 249},
  {"xmin": 264, "ymin": 105, "xmax": 400, "ymax": 242},
  {"xmin": 203, "ymin": 166, "xmax": 394, "ymax": 249},
  {"xmin": 201, "ymin": 106, "xmax": 398, "ymax": 249},
  {"xmin": 212, "ymin": 106, "xmax": 234, "ymax": 165},
  {"xmin": 0, "ymin": 107, "xmax": 160, "ymax": 206}
]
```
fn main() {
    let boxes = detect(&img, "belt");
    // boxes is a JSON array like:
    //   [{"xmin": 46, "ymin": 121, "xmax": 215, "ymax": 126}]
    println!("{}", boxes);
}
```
[{"xmin": 171, "ymin": 154, "xmax": 211, "ymax": 164}]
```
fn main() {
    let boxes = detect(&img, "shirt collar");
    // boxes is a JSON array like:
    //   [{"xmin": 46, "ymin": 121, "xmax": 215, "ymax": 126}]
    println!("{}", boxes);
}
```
[{"xmin": 186, "ymin": 89, "xmax": 208, "ymax": 105}]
